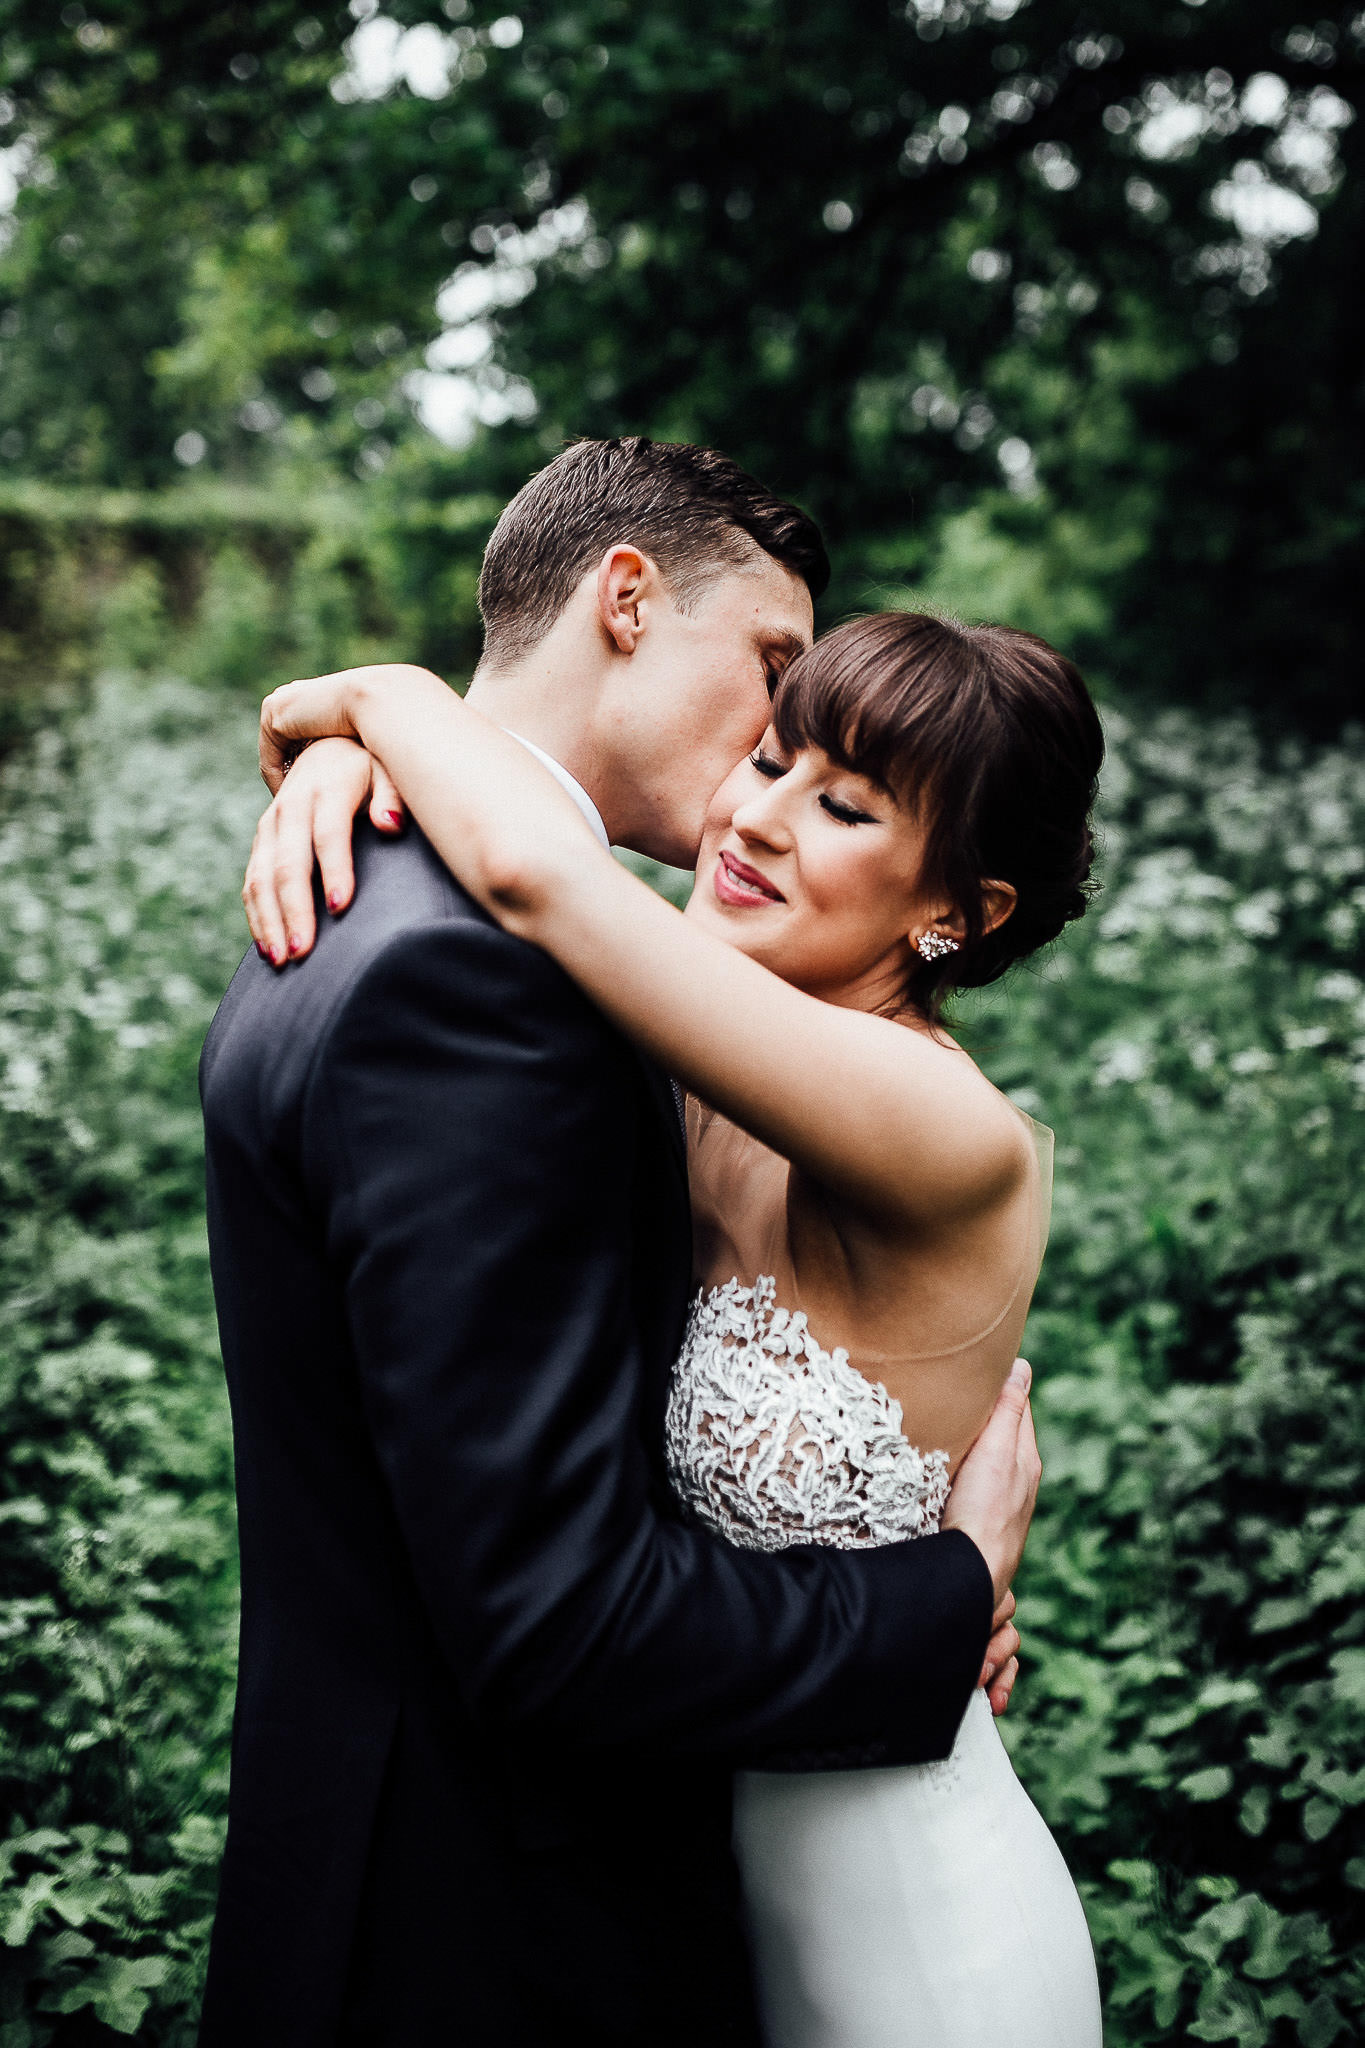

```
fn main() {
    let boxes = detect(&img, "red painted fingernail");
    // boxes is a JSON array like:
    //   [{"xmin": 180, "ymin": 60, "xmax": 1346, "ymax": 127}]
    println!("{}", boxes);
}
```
[
  {"xmin": 385, "ymin": 810, "xmax": 403, "ymax": 828},
  {"xmin": 256, "ymin": 943, "xmax": 268, "ymax": 959},
  {"xmin": 287, "ymin": 932, "xmax": 304, "ymax": 956},
  {"xmin": 327, "ymin": 890, "xmax": 344, "ymax": 911}
]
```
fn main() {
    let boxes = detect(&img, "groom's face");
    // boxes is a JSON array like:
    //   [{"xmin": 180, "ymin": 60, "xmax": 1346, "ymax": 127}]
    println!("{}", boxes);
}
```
[{"xmin": 604, "ymin": 552, "xmax": 814, "ymax": 869}]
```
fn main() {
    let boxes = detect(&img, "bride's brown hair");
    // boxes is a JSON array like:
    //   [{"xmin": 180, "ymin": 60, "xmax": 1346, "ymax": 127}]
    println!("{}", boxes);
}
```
[{"xmin": 771, "ymin": 611, "xmax": 1104, "ymax": 1017}]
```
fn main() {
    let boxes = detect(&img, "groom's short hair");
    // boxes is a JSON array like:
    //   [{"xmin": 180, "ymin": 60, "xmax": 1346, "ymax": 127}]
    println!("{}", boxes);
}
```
[{"xmin": 477, "ymin": 437, "xmax": 829, "ymax": 669}]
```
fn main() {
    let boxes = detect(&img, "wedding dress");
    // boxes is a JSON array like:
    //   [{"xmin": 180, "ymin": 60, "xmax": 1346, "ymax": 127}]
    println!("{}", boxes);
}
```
[{"xmin": 665, "ymin": 1253, "xmax": 1102, "ymax": 2048}]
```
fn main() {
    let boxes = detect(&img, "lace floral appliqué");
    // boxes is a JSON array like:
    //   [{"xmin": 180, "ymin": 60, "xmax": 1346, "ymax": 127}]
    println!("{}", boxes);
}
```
[{"xmin": 665, "ymin": 1276, "xmax": 950, "ymax": 1554}]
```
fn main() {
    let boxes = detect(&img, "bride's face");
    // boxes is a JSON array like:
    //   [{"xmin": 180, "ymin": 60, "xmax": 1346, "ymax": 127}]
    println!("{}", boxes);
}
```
[{"xmin": 686, "ymin": 728, "xmax": 948, "ymax": 1011}]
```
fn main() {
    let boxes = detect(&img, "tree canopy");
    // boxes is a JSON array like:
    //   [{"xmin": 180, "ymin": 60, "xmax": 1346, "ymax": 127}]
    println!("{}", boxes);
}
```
[{"xmin": 0, "ymin": 0, "xmax": 1360, "ymax": 722}]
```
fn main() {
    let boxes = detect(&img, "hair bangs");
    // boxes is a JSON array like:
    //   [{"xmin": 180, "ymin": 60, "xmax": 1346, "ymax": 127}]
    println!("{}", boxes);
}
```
[{"xmin": 772, "ymin": 615, "xmax": 973, "ymax": 817}]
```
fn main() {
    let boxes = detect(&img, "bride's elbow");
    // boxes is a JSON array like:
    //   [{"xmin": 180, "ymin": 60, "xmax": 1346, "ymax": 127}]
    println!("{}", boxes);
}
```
[{"xmin": 480, "ymin": 843, "xmax": 554, "ymax": 931}]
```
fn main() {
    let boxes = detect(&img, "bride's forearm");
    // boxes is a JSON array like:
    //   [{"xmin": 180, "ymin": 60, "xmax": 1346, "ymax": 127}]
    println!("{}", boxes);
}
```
[
  {"xmin": 348, "ymin": 669, "xmax": 1024, "ymax": 1230},
  {"xmin": 342, "ymin": 667, "xmax": 601, "ymax": 932},
  {"xmin": 261, "ymin": 665, "xmax": 1025, "ymax": 1230}
]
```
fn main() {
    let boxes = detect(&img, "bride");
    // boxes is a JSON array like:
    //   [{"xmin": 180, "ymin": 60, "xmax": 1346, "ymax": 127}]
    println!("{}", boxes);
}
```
[{"xmin": 245, "ymin": 608, "xmax": 1104, "ymax": 2048}]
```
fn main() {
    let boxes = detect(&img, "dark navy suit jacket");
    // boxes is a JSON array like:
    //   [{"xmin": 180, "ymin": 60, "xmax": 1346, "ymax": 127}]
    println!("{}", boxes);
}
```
[{"xmin": 197, "ymin": 823, "xmax": 992, "ymax": 2047}]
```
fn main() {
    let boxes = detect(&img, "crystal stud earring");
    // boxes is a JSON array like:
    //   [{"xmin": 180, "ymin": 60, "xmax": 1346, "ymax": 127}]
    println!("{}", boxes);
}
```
[{"xmin": 915, "ymin": 930, "xmax": 960, "ymax": 962}]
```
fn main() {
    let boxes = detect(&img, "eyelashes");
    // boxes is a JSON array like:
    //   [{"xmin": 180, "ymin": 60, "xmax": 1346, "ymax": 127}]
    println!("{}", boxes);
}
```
[
  {"xmin": 747, "ymin": 750, "xmax": 876, "ymax": 825},
  {"xmin": 819, "ymin": 793, "xmax": 875, "ymax": 826}
]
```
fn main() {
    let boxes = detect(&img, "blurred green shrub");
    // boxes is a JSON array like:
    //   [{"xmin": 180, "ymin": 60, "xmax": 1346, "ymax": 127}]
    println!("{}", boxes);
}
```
[
  {"xmin": 973, "ymin": 711, "xmax": 1365, "ymax": 2046},
  {"xmin": 97, "ymin": 563, "xmax": 171, "ymax": 679},
  {"xmin": 0, "ymin": 483, "xmax": 495, "ymax": 756},
  {"xmin": 0, "ymin": 667, "xmax": 1362, "ymax": 2043},
  {"xmin": 0, "ymin": 675, "xmax": 262, "ymax": 2042}
]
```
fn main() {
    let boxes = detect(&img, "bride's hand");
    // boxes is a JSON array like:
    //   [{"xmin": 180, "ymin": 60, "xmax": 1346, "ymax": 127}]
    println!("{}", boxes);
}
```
[
  {"xmin": 243, "ymin": 736, "xmax": 405, "ymax": 965},
  {"xmin": 259, "ymin": 662, "xmax": 440, "ymax": 794}
]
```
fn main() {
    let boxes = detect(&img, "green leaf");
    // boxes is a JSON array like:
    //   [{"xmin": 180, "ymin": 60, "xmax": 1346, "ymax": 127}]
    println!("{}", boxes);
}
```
[
  {"xmin": 1329, "ymin": 1648, "xmax": 1365, "ymax": 1712},
  {"xmin": 44, "ymin": 1953, "xmax": 169, "ymax": 2035},
  {"xmin": 1182, "ymin": 1766, "xmax": 1235, "ymax": 1804},
  {"xmin": 1239, "ymin": 1786, "xmax": 1271, "ymax": 1838},
  {"xmin": 1189, "ymin": 1969, "xmax": 1269, "ymax": 2046},
  {"xmin": 1302, "ymin": 1799, "xmax": 1339, "ymax": 1844},
  {"xmin": 1299, "ymin": 1994, "xmax": 1346, "ymax": 2048}
]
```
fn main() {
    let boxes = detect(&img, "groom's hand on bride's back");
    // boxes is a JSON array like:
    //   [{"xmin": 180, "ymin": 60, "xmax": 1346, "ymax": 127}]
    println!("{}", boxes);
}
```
[
  {"xmin": 941, "ymin": 1358, "xmax": 1041, "ymax": 1617},
  {"xmin": 242, "ymin": 734, "xmax": 405, "ymax": 966},
  {"xmin": 979, "ymin": 1590, "xmax": 1021, "ymax": 1717}
]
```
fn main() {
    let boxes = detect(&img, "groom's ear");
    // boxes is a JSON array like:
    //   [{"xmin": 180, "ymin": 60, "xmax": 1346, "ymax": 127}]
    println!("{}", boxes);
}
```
[{"xmin": 596, "ymin": 545, "xmax": 659, "ymax": 656}]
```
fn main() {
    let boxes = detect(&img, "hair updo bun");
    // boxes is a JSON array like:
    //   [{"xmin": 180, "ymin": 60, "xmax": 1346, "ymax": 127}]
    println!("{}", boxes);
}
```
[{"xmin": 771, "ymin": 611, "xmax": 1104, "ymax": 1017}]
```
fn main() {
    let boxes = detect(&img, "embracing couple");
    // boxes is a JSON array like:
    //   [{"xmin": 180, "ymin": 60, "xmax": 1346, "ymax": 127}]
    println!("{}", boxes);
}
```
[{"xmin": 198, "ymin": 437, "xmax": 1104, "ymax": 2047}]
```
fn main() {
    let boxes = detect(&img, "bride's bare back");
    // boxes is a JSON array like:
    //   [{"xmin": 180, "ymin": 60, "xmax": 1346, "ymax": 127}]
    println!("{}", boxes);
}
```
[{"xmin": 687, "ymin": 1076, "xmax": 1050, "ymax": 1473}]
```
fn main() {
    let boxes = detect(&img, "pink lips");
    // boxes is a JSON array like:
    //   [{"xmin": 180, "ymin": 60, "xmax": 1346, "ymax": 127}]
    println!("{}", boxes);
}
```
[{"xmin": 715, "ymin": 849, "xmax": 785, "ymax": 907}]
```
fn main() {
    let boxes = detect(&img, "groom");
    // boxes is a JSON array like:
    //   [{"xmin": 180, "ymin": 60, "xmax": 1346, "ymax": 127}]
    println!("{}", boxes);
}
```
[{"xmin": 199, "ymin": 438, "xmax": 1038, "ymax": 2047}]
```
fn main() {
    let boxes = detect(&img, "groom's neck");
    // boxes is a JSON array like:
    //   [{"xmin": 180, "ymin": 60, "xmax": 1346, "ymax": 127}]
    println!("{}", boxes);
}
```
[{"xmin": 465, "ymin": 650, "xmax": 613, "ymax": 827}]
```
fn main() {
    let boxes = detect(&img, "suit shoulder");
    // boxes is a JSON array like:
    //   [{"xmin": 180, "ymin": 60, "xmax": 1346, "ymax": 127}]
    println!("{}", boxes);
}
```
[
  {"xmin": 201, "ymin": 826, "xmax": 529, "ymax": 1121},
  {"xmin": 322, "ymin": 910, "xmax": 614, "ymax": 1068}
]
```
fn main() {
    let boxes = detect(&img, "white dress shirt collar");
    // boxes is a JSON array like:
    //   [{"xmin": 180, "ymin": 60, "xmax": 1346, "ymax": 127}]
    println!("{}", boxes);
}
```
[{"xmin": 506, "ymin": 732, "xmax": 610, "ymax": 850}]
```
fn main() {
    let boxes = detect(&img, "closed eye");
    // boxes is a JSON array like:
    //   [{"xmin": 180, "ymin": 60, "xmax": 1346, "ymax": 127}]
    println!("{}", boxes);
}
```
[
  {"xmin": 749, "ymin": 747, "xmax": 788, "ymax": 779},
  {"xmin": 820, "ymin": 792, "xmax": 878, "ymax": 825}
]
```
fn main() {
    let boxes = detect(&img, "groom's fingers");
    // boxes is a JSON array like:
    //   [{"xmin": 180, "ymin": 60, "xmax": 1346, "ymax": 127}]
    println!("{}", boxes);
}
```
[
  {"xmin": 979, "ymin": 1589, "xmax": 1020, "ymax": 1691},
  {"xmin": 1016, "ymin": 1387, "xmax": 1042, "ymax": 1502},
  {"xmin": 988, "ymin": 1656, "xmax": 1019, "ymax": 1716},
  {"xmin": 1001, "ymin": 1355, "xmax": 1032, "ymax": 1416},
  {"xmin": 979, "ymin": 1620, "xmax": 1021, "ymax": 1690},
  {"xmin": 940, "ymin": 1360, "xmax": 1040, "ymax": 1606},
  {"xmin": 992, "ymin": 1360, "xmax": 1042, "ymax": 1503},
  {"xmin": 971, "ymin": 1358, "xmax": 1031, "ymax": 1467},
  {"xmin": 963, "ymin": 1360, "xmax": 1031, "ymax": 1480}
]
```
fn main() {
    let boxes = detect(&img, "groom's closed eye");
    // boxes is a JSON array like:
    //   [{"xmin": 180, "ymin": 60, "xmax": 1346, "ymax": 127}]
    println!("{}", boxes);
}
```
[{"xmin": 760, "ymin": 629, "xmax": 808, "ymax": 698}]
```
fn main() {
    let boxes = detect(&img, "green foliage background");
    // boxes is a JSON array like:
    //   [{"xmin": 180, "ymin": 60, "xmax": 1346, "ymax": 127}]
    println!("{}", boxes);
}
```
[{"xmin": 0, "ymin": 1, "xmax": 1362, "ymax": 2042}]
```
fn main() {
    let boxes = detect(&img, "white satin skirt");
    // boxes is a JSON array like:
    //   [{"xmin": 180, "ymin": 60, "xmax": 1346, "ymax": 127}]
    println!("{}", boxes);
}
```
[{"xmin": 734, "ymin": 1691, "xmax": 1102, "ymax": 2048}]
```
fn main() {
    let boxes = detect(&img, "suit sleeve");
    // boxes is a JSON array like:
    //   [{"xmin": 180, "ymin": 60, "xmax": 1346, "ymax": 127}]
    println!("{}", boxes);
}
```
[{"xmin": 303, "ymin": 917, "xmax": 993, "ymax": 1767}]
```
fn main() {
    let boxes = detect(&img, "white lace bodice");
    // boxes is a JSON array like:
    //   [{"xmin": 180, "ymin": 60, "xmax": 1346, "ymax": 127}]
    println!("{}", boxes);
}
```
[{"xmin": 664, "ymin": 1276, "xmax": 951, "ymax": 1553}]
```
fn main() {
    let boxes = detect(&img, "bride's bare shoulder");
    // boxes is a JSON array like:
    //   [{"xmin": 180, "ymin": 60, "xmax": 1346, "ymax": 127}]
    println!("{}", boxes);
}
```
[{"xmin": 885, "ymin": 1016, "xmax": 1036, "ymax": 1207}]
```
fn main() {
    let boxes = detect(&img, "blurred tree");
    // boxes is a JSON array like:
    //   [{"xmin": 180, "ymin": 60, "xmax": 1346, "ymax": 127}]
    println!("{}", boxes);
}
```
[{"xmin": 0, "ymin": 0, "xmax": 1359, "ymax": 721}]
